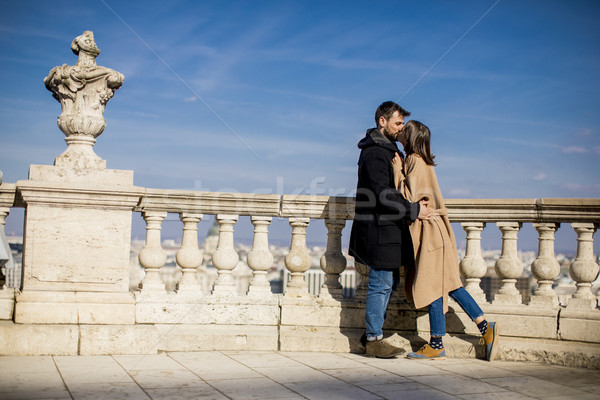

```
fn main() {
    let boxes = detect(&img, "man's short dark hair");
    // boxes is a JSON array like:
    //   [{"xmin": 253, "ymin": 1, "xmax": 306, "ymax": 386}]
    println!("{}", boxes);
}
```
[{"xmin": 375, "ymin": 101, "xmax": 410, "ymax": 127}]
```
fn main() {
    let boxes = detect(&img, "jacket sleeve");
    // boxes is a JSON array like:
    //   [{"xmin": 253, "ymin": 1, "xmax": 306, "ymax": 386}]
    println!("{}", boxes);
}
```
[{"xmin": 359, "ymin": 149, "xmax": 420, "ymax": 222}]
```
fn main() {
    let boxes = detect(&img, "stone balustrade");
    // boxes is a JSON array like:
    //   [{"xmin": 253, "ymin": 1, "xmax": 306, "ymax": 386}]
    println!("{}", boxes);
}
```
[{"xmin": 1, "ymin": 182, "xmax": 599, "ymax": 367}]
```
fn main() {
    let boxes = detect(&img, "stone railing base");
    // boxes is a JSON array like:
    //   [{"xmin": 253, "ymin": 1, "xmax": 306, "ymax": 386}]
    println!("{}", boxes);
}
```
[
  {"xmin": 1, "ymin": 320, "xmax": 598, "ymax": 368},
  {"xmin": 279, "ymin": 326, "xmax": 600, "ymax": 369}
]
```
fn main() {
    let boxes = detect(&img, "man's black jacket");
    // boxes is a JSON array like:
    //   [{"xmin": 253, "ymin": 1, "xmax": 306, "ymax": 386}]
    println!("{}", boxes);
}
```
[{"xmin": 348, "ymin": 128, "xmax": 419, "ymax": 269}]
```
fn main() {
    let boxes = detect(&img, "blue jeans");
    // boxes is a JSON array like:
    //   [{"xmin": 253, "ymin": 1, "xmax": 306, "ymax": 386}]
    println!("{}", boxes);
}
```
[
  {"xmin": 428, "ymin": 287, "xmax": 484, "ymax": 337},
  {"xmin": 365, "ymin": 267, "xmax": 399, "ymax": 340}
]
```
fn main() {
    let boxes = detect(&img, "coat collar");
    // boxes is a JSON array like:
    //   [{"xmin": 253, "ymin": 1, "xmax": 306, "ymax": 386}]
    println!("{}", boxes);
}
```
[{"xmin": 358, "ymin": 127, "xmax": 401, "ymax": 154}]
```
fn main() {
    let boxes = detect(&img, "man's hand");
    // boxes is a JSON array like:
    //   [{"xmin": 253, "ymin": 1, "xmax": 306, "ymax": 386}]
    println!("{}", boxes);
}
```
[{"xmin": 418, "ymin": 199, "xmax": 432, "ymax": 220}]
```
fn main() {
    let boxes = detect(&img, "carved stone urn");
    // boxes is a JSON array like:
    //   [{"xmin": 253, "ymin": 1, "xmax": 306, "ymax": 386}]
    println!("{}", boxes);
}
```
[{"xmin": 44, "ymin": 30, "xmax": 124, "ymax": 170}]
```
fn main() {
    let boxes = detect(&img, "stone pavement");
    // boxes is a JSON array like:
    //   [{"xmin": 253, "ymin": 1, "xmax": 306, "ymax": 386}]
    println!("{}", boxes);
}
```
[{"xmin": 0, "ymin": 351, "xmax": 598, "ymax": 400}]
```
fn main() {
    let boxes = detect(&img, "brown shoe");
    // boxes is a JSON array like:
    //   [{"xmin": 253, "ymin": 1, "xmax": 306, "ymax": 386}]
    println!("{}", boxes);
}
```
[
  {"xmin": 481, "ymin": 321, "xmax": 499, "ymax": 361},
  {"xmin": 365, "ymin": 338, "xmax": 404, "ymax": 358},
  {"xmin": 407, "ymin": 344, "xmax": 446, "ymax": 360}
]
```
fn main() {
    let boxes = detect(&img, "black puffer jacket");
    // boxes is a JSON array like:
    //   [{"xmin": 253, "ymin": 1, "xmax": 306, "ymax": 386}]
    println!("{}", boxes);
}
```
[{"xmin": 348, "ymin": 128, "xmax": 419, "ymax": 269}]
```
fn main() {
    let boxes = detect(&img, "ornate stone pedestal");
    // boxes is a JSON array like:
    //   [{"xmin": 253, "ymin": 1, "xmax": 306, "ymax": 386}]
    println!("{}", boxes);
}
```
[{"xmin": 14, "ymin": 31, "xmax": 143, "ymax": 329}]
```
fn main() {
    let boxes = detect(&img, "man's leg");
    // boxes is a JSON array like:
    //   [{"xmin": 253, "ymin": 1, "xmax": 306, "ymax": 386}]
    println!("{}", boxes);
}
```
[
  {"xmin": 364, "ymin": 267, "xmax": 403, "ymax": 358},
  {"xmin": 365, "ymin": 267, "xmax": 394, "ymax": 340}
]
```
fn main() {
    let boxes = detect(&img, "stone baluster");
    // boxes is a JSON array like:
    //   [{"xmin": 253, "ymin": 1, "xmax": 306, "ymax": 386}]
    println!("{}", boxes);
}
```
[
  {"xmin": 246, "ymin": 216, "xmax": 274, "ymax": 298},
  {"xmin": 284, "ymin": 217, "xmax": 312, "ymax": 298},
  {"xmin": 567, "ymin": 223, "xmax": 599, "ymax": 309},
  {"xmin": 211, "ymin": 214, "xmax": 239, "ymax": 296},
  {"xmin": 459, "ymin": 222, "xmax": 488, "ymax": 303},
  {"xmin": 138, "ymin": 211, "xmax": 168, "ymax": 293},
  {"xmin": 319, "ymin": 219, "xmax": 347, "ymax": 299},
  {"xmin": 175, "ymin": 213, "xmax": 204, "ymax": 295},
  {"xmin": 493, "ymin": 222, "xmax": 524, "ymax": 305},
  {"xmin": 530, "ymin": 223, "xmax": 561, "ymax": 307},
  {"xmin": 354, "ymin": 262, "xmax": 369, "ymax": 302}
]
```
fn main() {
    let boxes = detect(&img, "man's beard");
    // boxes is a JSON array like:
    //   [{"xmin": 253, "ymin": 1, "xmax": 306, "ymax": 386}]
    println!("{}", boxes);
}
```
[{"xmin": 382, "ymin": 126, "xmax": 397, "ymax": 142}]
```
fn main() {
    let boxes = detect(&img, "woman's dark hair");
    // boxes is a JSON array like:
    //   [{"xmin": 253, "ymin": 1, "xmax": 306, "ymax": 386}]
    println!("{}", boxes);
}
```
[{"xmin": 403, "ymin": 120, "xmax": 437, "ymax": 166}]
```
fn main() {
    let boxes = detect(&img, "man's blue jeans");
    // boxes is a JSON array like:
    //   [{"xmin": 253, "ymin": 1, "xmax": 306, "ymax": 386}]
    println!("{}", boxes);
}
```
[
  {"xmin": 428, "ymin": 287, "xmax": 484, "ymax": 337},
  {"xmin": 365, "ymin": 267, "xmax": 398, "ymax": 340}
]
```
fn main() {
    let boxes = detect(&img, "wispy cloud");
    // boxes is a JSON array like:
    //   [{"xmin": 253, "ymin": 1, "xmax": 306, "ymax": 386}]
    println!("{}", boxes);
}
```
[
  {"xmin": 456, "ymin": 114, "xmax": 566, "ymax": 129},
  {"xmin": 0, "ymin": 25, "xmax": 70, "ymax": 41},
  {"xmin": 446, "ymin": 188, "xmax": 472, "ymax": 197},
  {"xmin": 532, "ymin": 173, "xmax": 547, "ymax": 181},
  {"xmin": 489, "ymin": 137, "xmax": 560, "ymax": 149},
  {"xmin": 560, "ymin": 183, "xmax": 600, "ymax": 194},
  {"xmin": 562, "ymin": 146, "xmax": 587, "ymax": 154}
]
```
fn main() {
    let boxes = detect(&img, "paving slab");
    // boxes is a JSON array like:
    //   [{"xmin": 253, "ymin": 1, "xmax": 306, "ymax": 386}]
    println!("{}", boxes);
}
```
[
  {"xmin": 113, "ymin": 354, "xmax": 189, "ymax": 371},
  {"xmin": 0, "ymin": 351, "xmax": 597, "ymax": 400},
  {"xmin": 409, "ymin": 373, "xmax": 509, "ymax": 395},
  {"xmin": 254, "ymin": 365, "xmax": 337, "ymax": 384},
  {"xmin": 481, "ymin": 375, "xmax": 579, "ymax": 398},
  {"xmin": 66, "ymin": 382, "xmax": 150, "ymax": 400},
  {"xmin": 207, "ymin": 377, "xmax": 303, "ymax": 400},
  {"xmin": 129, "ymin": 369, "xmax": 208, "ymax": 389}
]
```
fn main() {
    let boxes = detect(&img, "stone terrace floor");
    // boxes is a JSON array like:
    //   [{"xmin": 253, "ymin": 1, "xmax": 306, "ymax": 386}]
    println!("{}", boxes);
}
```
[{"xmin": 0, "ymin": 351, "xmax": 598, "ymax": 400}]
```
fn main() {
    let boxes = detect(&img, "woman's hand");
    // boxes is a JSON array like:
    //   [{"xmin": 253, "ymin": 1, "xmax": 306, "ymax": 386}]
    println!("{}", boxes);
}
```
[
  {"xmin": 418, "ymin": 199, "xmax": 433, "ymax": 220},
  {"xmin": 392, "ymin": 152, "xmax": 403, "ymax": 169}
]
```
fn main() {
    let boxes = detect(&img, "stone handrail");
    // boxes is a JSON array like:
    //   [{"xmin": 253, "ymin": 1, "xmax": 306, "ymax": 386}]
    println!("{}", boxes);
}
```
[{"xmin": 4, "ymin": 185, "xmax": 598, "ymax": 309}]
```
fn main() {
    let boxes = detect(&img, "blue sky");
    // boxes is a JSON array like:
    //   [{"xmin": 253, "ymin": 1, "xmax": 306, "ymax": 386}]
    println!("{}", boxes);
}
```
[{"xmin": 1, "ymin": 0, "xmax": 599, "ymax": 253}]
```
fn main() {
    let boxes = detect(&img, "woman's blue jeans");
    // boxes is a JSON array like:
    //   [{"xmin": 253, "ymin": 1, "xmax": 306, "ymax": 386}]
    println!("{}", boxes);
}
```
[
  {"xmin": 365, "ymin": 267, "xmax": 398, "ymax": 340},
  {"xmin": 428, "ymin": 287, "xmax": 484, "ymax": 337}
]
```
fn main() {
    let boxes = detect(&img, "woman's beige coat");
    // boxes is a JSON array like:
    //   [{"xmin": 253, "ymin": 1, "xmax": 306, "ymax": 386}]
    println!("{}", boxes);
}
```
[{"xmin": 400, "ymin": 154, "xmax": 463, "ymax": 314}]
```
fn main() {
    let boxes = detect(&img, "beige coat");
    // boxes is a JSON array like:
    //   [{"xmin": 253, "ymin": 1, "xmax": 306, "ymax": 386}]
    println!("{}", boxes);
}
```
[{"xmin": 400, "ymin": 154, "xmax": 463, "ymax": 314}]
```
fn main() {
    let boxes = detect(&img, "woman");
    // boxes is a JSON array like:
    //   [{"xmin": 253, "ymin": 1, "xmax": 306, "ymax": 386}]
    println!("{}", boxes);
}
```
[{"xmin": 394, "ymin": 120, "xmax": 499, "ymax": 361}]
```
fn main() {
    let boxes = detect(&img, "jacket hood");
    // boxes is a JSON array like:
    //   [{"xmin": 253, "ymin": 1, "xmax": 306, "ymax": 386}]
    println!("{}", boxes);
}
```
[{"xmin": 357, "ymin": 128, "xmax": 400, "ymax": 153}]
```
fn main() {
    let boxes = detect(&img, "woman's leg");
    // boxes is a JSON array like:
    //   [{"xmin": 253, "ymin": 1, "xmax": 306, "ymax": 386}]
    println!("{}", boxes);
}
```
[
  {"xmin": 450, "ymin": 287, "xmax": 500, "ymax": 361},
  {"xmin": 428, "ymin": 296, "xmax": 446, "ymax": 338},
  {"xmin": 449, "ymin": 287, "xmax": 485, "ymax": 321},
  {"xmin": 408, "ymin": 297, "xmax": 447, "ymax": 359}
]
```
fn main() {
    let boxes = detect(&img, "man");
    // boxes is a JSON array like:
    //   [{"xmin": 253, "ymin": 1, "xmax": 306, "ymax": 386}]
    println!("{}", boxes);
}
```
[{"xmin": 349, "ymin": 101, "xmax": 431, "ymax": 358}]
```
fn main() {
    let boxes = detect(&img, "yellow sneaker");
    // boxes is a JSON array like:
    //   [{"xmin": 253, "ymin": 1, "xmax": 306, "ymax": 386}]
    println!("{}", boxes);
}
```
[
  {"xmin": 407, "ymin": 344, "xmax": 446, "ymax": 360},
  {"xmin": 481, "ymin": 321, "xmax": 499, "ymax": 361}
]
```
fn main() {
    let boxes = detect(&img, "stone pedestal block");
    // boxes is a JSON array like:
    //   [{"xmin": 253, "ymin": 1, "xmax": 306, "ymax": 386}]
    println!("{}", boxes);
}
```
[
  {"xmin": 566, "ymin": 297, "xmax": 598, "ymax": 310},
  {"xmin": 482, "ymin": 304, "xmax": 558, "ymax": 339},
  {"xmin": 279, "ymin": 325, "xmax": 361, "ymax": 353},
  {"xmin": 281, "ymin": 298, "xmax": 362, "ymax": 328},
  {"xmin": 15, "ymin": 291, "xmax": 135, "ymax": 324},
  {"xmin": 0, "ymin": 321, "xmax": 78, "ymax": 355},
  {"xmin": 280, "ymin": 297, "xmax": 418, "ymax": 332},
  {"xmin": 79, "ymin": 325, "xmax": 158, "ymax": 355},
  {"xmin": 156, "ymin": 324, "xmax": 278, "ymax": 352},
  {"xmin": 559, "ymin": 308, "xmax": 600, "ymax": 343},
  {"xmin": 17, "ymin": 166, "xmax": 143, "ymax": 294},
  {"xmin": 135, "ymin": 293, "xmax": 280, "ymax": 325},
  {"xmin": 0, "ymin": 288, "xmax": 15, "ymax": 320},
  {"xmin": 498, "ymin": 336, "xmax": 600, "ymax": 368}
]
